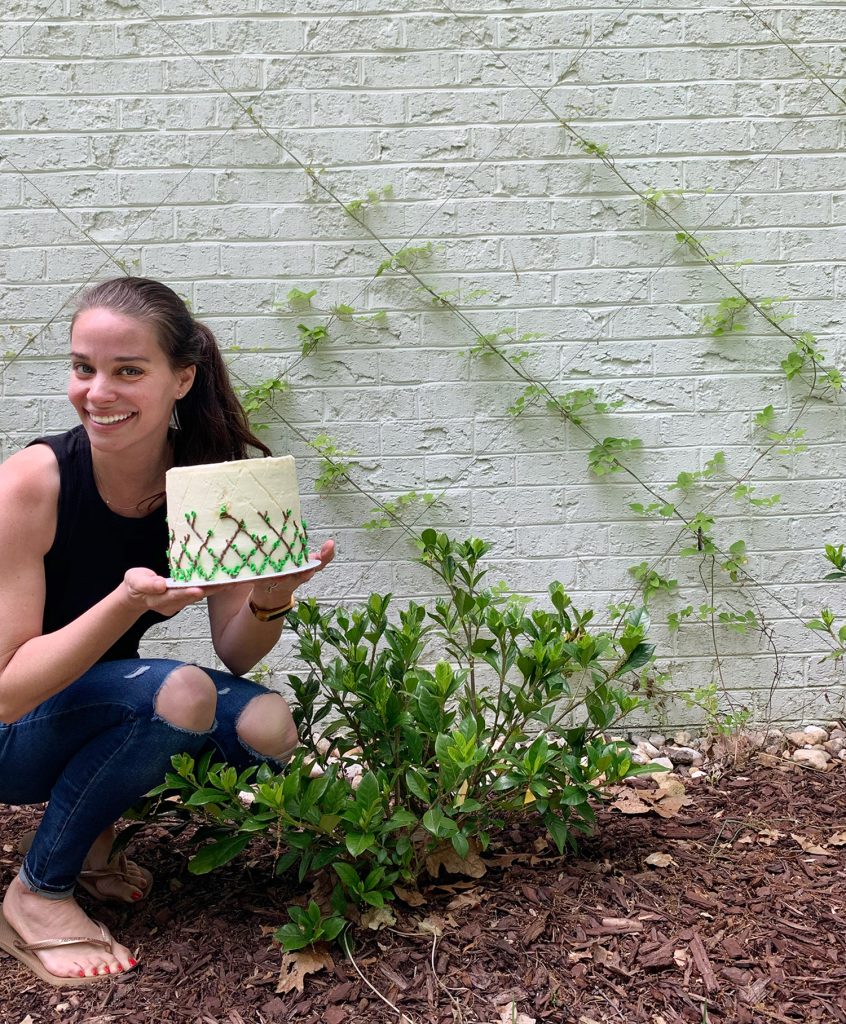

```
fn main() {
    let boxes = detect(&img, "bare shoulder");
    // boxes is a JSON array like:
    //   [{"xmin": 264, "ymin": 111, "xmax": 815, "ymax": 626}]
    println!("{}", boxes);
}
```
[{"xmin": 0, "ymin": 444, "xmax": 60, "ymax": 554}]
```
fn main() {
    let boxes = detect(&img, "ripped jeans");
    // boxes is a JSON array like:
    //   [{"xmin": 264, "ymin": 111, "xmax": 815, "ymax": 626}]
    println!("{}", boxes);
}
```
[{"xmin": 0, "ymin": 659, "xmax": 288, "ymax": 898}]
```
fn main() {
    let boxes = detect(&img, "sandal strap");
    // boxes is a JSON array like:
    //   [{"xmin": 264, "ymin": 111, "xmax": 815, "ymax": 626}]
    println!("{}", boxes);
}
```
[
  {"xmin": 78, "ymin": 853, "xmax": 131, "ymax": 883},
  {"xmin": 16, "ymin": 924, "xmax": 112, "ymax": 954}
]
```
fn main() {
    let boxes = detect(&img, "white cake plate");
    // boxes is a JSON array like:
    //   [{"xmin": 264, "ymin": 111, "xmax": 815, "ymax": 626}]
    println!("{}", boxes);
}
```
[{"xmin": 166, "ymin": 558, "xmax": 322, "ymax": 589}]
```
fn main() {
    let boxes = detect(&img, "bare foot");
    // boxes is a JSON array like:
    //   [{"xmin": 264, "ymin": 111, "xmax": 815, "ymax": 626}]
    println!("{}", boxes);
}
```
[
  {"xmin": 3, "ymin": 876, "xmax": 136, "ymax": 980},
  {"xmin": 83, "ymin": 827, "xmax": 150, "ymax": 902}
]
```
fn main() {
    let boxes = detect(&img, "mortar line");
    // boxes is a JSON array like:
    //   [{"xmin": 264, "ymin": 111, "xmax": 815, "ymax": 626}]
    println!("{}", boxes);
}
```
[
  {"xmin": 0, "ymin": 0, "xmax": 63, "ymax": 62},
  {"xmin": 0, "ymin": 10, "xmax": 333, "ymax": 376}
]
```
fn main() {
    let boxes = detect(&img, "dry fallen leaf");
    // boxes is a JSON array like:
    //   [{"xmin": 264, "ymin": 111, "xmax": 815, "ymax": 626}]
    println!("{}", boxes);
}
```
[
  {"xmin": 360, "ymin": 904, "xmax": 396, "ymax": 931},
  {"xmin": 446, "ymin": 888, "xmax": 484, "ymax": 911},
  {"xmin": 829, "ymin": 831, "xmax": 846, "ymax": 847},
  {"xmin": 790, "ymin": 833, "xmax": 830, "ymax": 856},
  {"xmin": 568, "ymin": 949, "xmax": 594, "ymax": 962},
  {"xmin": 394, "ymin": 885, "xmax": 427, "ymax": 907},
  {"xmin": 499, "ymin": 1003, "xmax": 536, "ymax": 1024},
  {"xmin": 757, "ymin": 828, "xmax": 783, "ymax": 846},
  {"xmin": 418, "ymin": 913, "xmax": 450, "ymax": 937},
  {"xmin": 609, "ymin": 775, "xmax": 690, "ymax": 819},
  {"xmin": 673, "ymin": 948, "xmax": 688, "ymax": 968},
  {"xmin": 645, "ymin": 852, "xmax": 675, "ymax": 868},
  {"xmin": 609, "ymin": 789, "xmax": 653, "ymax": 815},
  {"xmin": 276, "ymin": 945, "xmax": 334, "ymax": 994},
  {"xmin": 425, "ymin": 839, "xmax": 487, "ymax": 879}
]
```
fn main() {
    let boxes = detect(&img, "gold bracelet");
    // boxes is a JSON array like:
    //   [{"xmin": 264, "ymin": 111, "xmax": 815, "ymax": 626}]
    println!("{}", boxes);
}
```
[{"xmin": 248, "ymin": 595, "xmax": 296, "ymax": 622}]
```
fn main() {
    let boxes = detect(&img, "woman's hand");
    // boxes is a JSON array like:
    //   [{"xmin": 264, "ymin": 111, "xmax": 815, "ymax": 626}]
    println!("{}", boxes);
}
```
[
  {"xmin": 249, "ymin": 538, "xmax": 335, "ymax": 610},
  {"xmin": 122, "ymin": 567, "xmax": 208, "ymax": 616}
]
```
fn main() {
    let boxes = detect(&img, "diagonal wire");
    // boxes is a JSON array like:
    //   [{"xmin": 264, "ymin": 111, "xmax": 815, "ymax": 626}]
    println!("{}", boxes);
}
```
[
  {"xmin": 312, "ymin": 7, "xmax": 846, "ymax": 627},
  {"xmin": 0, "ymin": 0, "xmax": 63, "ymax": 61},
  {"xmin": 3, "ymin": 5, "xmax": 839, "ymax": 647},
  {"xmin": 736, "ymin": 0, "xmax": 846, "ymax": 108},
  {"xmin": 128, "ymin": 0, "xmax": 641, "ymax": 395},
  {"xmin": 0, "ymin": 10, "xmax": 336, "ymax": 377},
  {"xmin": 207, "ymin": 4, "xmax": 846, "ymax": 622}
]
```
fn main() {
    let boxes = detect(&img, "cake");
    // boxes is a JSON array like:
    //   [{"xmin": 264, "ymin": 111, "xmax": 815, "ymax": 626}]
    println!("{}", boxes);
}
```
[{"xmin": 166, "ymin": 456, "xmax": 309, "ymax": 583}]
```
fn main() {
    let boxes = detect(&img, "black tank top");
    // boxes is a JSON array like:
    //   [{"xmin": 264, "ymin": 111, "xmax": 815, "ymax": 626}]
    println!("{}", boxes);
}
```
[{"xmin": 28, "ymin": 426, "xmax": 170, "ymax": 662}]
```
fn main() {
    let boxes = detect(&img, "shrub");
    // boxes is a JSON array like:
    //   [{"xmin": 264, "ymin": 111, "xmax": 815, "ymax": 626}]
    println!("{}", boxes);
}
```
[{"xmin": 147, "ymin": 531, "xmax": 659, "ymax": 948}]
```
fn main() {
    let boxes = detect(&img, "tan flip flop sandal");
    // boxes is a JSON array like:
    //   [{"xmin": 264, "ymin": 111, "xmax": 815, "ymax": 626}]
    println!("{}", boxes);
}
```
[
  {"xmin": 78, "ymin": 854, "xmax": 154, "ymax": 903},
  {"xmin": 17, "ymin": 831, "xmax": 153, "ymax": 904},
  {"xmin": 0, "ymin": 910, "xmax": 129, "ymax": 988}
]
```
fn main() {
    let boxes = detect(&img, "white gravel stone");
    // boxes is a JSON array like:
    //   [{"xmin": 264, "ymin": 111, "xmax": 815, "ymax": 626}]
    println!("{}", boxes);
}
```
[
  {"xmin": 792, "ymin": 748, "xmax": 831, "ymax": 770},
  {"xmin": 636, "ymin": 741, "xmax": 660, "ymax": 759},
  {"xmin": 830, "ymin": 729, "xmax": 846, "ymax": 740},
  {"xmin": 651, "ymin": 756, "xmax": 675, "ymax": 771},
  {"xmin": 803, "ymin": 725, "xmax": 829, "ymax": 744},
  {"xmin": 689, "ymin": 769, "xmax": 707, "ymax": 779},
  {"xmin": 673, "ymin": 731, "xmax": 692, "ymax": 746},
  {"xmin": 786, "ymin": 730, "xmax": 809, "ymax": 748},
  {"xmin": 824, "ymin": 737, "xmax": 846, "ymax": 755},
  {"xmin": 648, "ymin": 734, "xmax": 667, "ymax": 748}
]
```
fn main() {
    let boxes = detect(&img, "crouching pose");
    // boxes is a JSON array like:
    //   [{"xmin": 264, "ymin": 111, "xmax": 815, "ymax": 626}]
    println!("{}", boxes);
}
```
[{"xmin": 0, "ymin": 278, "xmax": 333, "ymax": 985}]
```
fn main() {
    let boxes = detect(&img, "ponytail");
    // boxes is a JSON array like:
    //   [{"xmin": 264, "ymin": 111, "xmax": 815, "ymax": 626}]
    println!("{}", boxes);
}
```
[
  {"xmin": 174, "ymin": 323, "xmax": 271, "ymax": 465},
  {"xmin": 73, "ymin": 277, "xmax": 271, "ymax": 465}
]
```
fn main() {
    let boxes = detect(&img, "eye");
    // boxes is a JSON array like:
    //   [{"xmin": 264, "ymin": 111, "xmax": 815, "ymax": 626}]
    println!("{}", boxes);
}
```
[
  {"xmin": 71, "ymin": 362, "xmax": 94, "ymax": 375},
  {"xmin": 119, "ymin": 366, "xmax": 143, "ymax": 377}
]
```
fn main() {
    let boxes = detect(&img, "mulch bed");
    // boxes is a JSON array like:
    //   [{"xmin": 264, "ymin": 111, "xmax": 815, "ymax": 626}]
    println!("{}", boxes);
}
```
[{"xmin": 2, "ymin": 757, "xmax": 845, "ymax": 1024}]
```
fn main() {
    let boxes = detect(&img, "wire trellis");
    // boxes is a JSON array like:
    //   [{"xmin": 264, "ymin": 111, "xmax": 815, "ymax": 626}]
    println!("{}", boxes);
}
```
[{"xmin": 1, "ymin": 1, "xmax": 844, "ymax": 722}]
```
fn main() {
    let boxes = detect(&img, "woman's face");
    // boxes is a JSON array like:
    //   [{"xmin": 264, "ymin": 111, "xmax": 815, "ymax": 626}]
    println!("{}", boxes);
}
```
[{"xmin": 68, "ymin": 307, "xmax": 195, "ymax": 458}]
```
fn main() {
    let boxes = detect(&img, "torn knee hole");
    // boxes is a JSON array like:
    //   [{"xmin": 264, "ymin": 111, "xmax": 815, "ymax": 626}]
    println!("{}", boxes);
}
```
[
  {"xmin": 236, "ymin": 693, "xmax": 298, "ymax": 759},
  {"xmin": 154, "ymin": 667, "xmax": 217, "ymax": 732}
]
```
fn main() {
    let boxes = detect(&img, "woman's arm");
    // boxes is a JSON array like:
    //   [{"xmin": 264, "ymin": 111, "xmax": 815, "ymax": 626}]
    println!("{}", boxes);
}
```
[
  {"xmin": 207, "ymin": 539, "xmax": 334, "ymax": 677},
  {"xmin": 0, "ymin": 446, "xmax": 207, "ymax": 723}
]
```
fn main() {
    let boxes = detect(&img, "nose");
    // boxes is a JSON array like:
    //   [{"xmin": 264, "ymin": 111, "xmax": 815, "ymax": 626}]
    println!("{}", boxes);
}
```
[{"xmin": 87, "ymin": 372, "xmax": 117, "ymax": 405}]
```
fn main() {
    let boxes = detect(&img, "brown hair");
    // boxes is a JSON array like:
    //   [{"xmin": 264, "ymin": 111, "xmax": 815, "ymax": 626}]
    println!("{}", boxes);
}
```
[{"xmin": 72, "ymin": 277, "xmax": 271, "ymax": 465}]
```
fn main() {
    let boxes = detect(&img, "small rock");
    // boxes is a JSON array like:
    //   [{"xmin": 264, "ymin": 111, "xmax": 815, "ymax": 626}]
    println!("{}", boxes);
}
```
[
  {"xmin": 786, "ymin": 730, "xmax": 808, "ymax": 748},
  {"xmin": 830, "ymin": 728, "xmax": 846, "ymax": 740},
  {"xmin": 631, "ymin": 749, "xmax": 651, "ymax": 765},
  {"xmin": 664, "ymin": 745, "xmax": 702, "ymax": 766},
  {"xmin": 803, "ymin": 725, "xmax": 829, "ymax": 744},
  {"xmin": 648, "ymin": 734, "xmax": 667, "ymax": 748},
  {"xmin": 840, "ymin": 749, "xmax": 846, "ymax": 761},
  {"xmin": 689, "ymin": 768, "xmax": 707, "ymax": 779},
  {"xmin": 764, "ymin": 743, "xmax": 782, "ymax": 756},
  {"xmin": 651, "ymin": 756, "xmax": 674, "ymax": 771},
  {"xmin": 673, "ymin": 730, "xmax": 692, "ymax": 746},
  {"xmin": 824, "ymin": 738, "xmax": 846, "ymax": 755},
  {"xmin": 636, "ymin": 741, "xmax": 660, "ymax": 759},
  {"xmin": 746, "ymin": 731, "xmax": 767, "ymax": 749},
  {"xmin": 793, "ymin": 748, "xmax": 831, "ymax": 771}
]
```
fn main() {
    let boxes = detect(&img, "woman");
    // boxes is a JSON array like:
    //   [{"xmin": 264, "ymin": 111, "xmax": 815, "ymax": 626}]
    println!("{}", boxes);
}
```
[{"xmin": 0, "ymin": 278, "xmax": 333, "ymax": 985}]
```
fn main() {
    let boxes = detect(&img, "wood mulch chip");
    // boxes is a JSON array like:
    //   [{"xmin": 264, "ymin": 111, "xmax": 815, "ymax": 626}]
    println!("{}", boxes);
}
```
[{"xmin": 2, "ymin": 758, "xmax": 845, "ymax": 1023}]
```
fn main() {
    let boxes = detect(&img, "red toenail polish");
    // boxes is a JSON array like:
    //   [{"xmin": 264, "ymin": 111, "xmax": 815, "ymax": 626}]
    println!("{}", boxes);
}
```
[
  {"xmin": 129, "ymin": 958, "xmax": 137, "ymax": 967},
  {"xmin": 103, "ymin": 966, "xmax": 110, "ymax": 974},
  {"xmin": 132, "ymin": 891, "xmax": 142, "ymax": 901},
  {"xmin": 78, "ymin": 971, "xmax": 85, "ymax": 977}
]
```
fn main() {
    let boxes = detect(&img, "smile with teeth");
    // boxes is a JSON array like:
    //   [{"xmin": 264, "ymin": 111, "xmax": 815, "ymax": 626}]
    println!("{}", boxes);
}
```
[{"xmin": 89, "ymin": 411, "xmax": 136, "ymax": 425}]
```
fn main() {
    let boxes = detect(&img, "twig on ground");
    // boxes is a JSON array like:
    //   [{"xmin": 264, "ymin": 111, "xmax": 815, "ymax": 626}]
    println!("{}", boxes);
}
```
[{"xmin": 341, "ymin": 931, "xmax": 418, "ymax": 1024}]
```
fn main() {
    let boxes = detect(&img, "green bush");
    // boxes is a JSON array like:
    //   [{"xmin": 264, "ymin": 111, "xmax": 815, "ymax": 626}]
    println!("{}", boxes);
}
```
[{"xmin": 147, "ymin": 531, "xmax": 659, "ymax": 949}]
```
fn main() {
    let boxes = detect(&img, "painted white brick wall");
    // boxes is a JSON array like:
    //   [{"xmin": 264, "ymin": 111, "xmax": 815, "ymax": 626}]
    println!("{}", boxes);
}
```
[{"xmin": 2, "ymin": 1, "xmax": 845, "ymax": 727}]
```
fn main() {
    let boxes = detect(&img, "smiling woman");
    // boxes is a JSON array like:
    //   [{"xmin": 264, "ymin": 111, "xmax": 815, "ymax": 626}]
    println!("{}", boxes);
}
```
[{"xmin": 0, "ymin": 278, "xmax": 334, "ymax": 986}]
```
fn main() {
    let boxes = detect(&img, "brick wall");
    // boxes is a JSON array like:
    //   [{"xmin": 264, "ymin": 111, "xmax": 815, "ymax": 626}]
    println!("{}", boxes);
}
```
[{"xmin": 2, "ymin": 1, "xmax": 845, "ymax": 726}]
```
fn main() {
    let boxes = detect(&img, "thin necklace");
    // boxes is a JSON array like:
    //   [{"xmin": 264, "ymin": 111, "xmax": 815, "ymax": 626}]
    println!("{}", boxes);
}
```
[{"xmin": 92, "ymin": 462, "xmax": 167, "ymax": 513}]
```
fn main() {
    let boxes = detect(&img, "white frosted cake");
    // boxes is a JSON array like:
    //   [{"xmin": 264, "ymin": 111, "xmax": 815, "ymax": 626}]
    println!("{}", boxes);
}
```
[{"xmin": 166, "ymin": 456, "xmax": 309, "ymax": 583}]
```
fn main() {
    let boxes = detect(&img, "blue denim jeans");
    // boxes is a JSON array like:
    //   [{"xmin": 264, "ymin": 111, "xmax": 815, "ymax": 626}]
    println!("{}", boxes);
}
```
[{"xmin": 0, "ymin": 658, "xmax": 287, "ymax": 898}]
